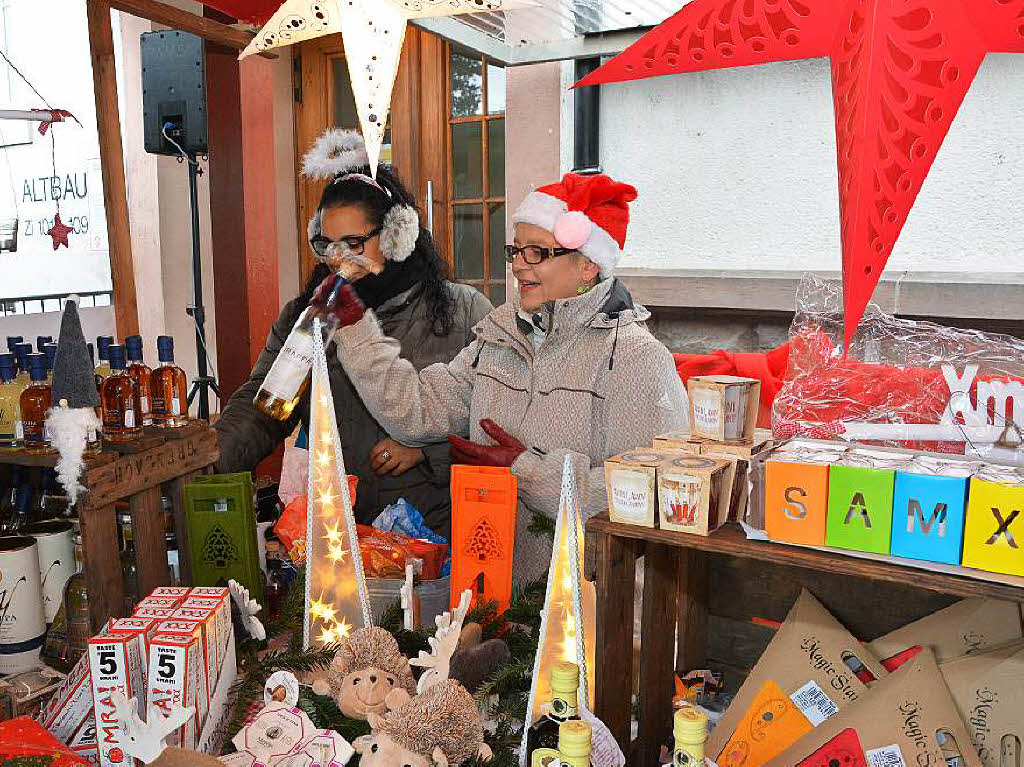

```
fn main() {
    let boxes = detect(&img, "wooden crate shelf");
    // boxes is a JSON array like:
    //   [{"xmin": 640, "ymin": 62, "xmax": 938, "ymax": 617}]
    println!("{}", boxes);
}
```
[
  {"xmin": 587, "ymin": 513, "xmax": 1024, "ymax": 767},
  {"xmin": 0, "ymin": 424, "xmax": 219, "ymax": 630}
]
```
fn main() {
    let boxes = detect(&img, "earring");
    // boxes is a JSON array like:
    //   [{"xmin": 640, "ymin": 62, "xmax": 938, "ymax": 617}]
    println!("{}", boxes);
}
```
[{"xmin": 577, "ymin": 284, "xmax": 592, "ymax": 295}]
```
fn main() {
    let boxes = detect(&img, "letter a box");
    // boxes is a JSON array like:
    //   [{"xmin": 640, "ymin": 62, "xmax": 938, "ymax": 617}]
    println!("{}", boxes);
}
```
[
  {"xmin": 962, "ymin": 478, "xmax": 1024, "ymax": 577},
  {"xmin": 825, "ymin": 465, "xmax": 895, "ymax": 554},
  {"xmin": 890, "ymin": 471, "xmax": 968, "ymax": 565},
  {"xmin": 764, "ymin": 457, "xmax": 830, "ymax": 546}
]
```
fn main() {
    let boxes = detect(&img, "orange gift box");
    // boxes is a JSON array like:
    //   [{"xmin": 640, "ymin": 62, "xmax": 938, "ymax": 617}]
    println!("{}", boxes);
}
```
[{"xmin": 764, "ymin": 459, "xmax": 830, "ymax": 546}]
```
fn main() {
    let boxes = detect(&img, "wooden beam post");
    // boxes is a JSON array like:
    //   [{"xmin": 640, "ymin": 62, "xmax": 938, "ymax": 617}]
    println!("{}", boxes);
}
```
[
  {"xmin": 87, "ymin": 0, "xmax": 140, "ymax": 339},
  {"xmin": 107, "ymin": 0, "xmax": 255, "ymax": 50}
]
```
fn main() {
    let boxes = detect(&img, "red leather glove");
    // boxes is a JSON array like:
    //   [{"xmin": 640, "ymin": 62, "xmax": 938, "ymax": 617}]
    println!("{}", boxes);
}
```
[
  {"xmin": 448, "ymin": 419, "xmax": 526, "ymax": 467},
  {"xmin": 310, "ymin": 272, "xmax": 365, "ymax": 328}
]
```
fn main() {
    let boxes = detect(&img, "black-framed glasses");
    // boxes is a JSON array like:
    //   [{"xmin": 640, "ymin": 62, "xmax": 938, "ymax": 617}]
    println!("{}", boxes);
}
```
[
  {"xmin": 310, "ymin": 226, "xmax": 383, "ymax": 258},
  {"xmin": 503, "ymin": 244, "xmax": 577, "ymax": 265}
]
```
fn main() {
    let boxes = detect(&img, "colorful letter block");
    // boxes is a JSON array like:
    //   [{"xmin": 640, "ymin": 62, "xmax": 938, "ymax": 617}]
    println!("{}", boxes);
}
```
[
  {"xmin": 764, "ymin": 459, "xmax": 830, "ymax": 546},
  {"xmin": 825, "ymin": 466, "xmax": 895, "ymax": 554},
  {"xmin": 890, "ymin": 472, "xmax": 968, "ymax": 565},
  {"xmin": 962, "ymin": 478, "xmax": 1024, "ymax": 577}
]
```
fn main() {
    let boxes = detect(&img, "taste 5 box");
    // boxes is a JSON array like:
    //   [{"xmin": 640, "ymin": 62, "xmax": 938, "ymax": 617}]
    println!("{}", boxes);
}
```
[
  {"xmin": 155, "ymin": 619, "xmax": 211, "ymax": 723},
  {"xmin": 149, "ymin": 586, "xmax": 190, "ymax": 599},
  {"xmin": 107, "ymin": 617, "xmax": 160, "ymax": 655},
  {"xmin": 88, "ymin": 632, "xmax": 147, "ymax": 767},
  {"xmin": 181, "ymin": 595, "xmax": 232, "ymax": 662},
  {"xmin": 36, "ymin": 653, "xmax": 93, "ymax": 743},
  {"xmin": 135, "ymin": 596, "xmax": 184, "ymax": 610},
  {"xmin": 147, "ymin": 632, "xmax": 205, "ymax": 749}
]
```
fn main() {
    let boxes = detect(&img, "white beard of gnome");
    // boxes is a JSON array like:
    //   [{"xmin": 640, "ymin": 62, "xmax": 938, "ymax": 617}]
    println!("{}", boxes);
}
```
[{"xmin": 46, "ymin": 298, "xmax": 101, "ymax": 504}]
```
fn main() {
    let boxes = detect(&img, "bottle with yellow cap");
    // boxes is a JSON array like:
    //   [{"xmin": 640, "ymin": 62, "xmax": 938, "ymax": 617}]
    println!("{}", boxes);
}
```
[
  {"xmin": 558, "ymin": 720, "xmax": 592, "ymax": 767},
  {"xmin": 527, "ymin": 661, "xmax": 581, "ymax": 764},
  {"xmin": 673, "ymin": 706, "xmax": 708, "ymax": 766}
]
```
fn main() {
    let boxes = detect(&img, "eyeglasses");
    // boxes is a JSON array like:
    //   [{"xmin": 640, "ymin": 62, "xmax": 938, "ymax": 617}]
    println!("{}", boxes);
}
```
[
  {"xmin": 310, "ymin": 226, "xmax": 383, "ymax": 259},
  {"xmin": 503, "ymin": 244, "xmax": 577, "ymax": 265}
]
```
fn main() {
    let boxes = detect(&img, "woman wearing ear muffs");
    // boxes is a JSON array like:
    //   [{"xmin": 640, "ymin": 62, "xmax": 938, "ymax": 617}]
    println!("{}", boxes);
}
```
[{"xmin": 214, "ymin": 130, "xmax": 492, "ymax": 537}]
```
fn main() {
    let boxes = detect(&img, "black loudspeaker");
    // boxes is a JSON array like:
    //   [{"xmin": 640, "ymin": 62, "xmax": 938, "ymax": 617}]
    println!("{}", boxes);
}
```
[{"xmin": 141, "ymin": 30, "xmax": 207, "ymax": 156}]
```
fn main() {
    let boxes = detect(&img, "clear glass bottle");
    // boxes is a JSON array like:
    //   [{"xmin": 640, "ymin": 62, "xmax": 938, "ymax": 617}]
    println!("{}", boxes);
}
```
[
  {"xmin": 101, "ymin": 344, "xmax": 142, "ymax": 442},
  {"xmin": 118, "ymin": 510, "xmax": 139, "ymax": 614},
  {"xmin": 95, "ymin": 335, "xmax": 114, "ymax": 381},
  {"xmin": 0, "ymin": 353, "xmax": 23, "ymax": 449},
  {"xmin": 672, "ymin": 706, "xmax": 708, "ymax": 766},
  {"xmin": 20, "ymin": 353, "xmax": 54, "ymax": 454},
  {"xmin": 125, "ymin": 335, "xmax": 153, "ymax": 426},
  {"xmin": 527, "ymin": 661, "xmax": 581, "ymax": 763},
  {"xmin": 151, "ymin": 336, "xmax": 189, "ymax": 428},
  {"xmin": 13, "ymin": 342, "xmax": 32, "ymax": 388},
  {"xmin": 254, "ymin": 279, "xmax": 345, "ymax": 421},
  {"xmin": 63, "ymin": 534, "xmax": 90, "ymax": 665}
]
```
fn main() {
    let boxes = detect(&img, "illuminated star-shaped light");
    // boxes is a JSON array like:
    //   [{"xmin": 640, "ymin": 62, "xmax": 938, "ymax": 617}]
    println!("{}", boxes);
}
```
[
  {"xmin": 46, "ymin": 213, "xmax": 73, "ymax": 250},
  {"xmin": 579, "ymin": 0, "xmax": 1024, "ymax": 350},
  {"xmin": 316, "ymin": 448, "xmax": 332, "ymax": 467},
  {"xmin": 327, "ymin": 542, "xmax": 347, "ymax": 564},
  {"xmin": 241, "ymin": 0, "xmax": 535, "ymax": 172},
  {"xmin": 324, "ymin": 522, "xmax": 342, "ymax": 545}
]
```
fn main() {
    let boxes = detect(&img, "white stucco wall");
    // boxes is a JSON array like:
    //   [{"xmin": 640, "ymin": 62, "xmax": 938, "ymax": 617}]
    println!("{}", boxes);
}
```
[{"xmin": 597, "ymin": 54, "xmax": 1024, "ymax": 274}]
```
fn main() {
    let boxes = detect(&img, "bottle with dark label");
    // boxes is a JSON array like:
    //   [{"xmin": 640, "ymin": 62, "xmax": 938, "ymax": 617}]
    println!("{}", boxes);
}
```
[
  {"xmin": 151, "ymin": 336, "xmax": 188, "ymax": 427},
  {"xmin": 20, "ymin": 353, "xmax": 54, "ymax": 454},
  {"xmin": 0, "ymin": 352, "xmax": 23, "ymax": 449},
  {"xmin": 125, "ymin": 335, "xmax": 153, "ymax": 426},
  {"xmin": 101, "ymin": 344, "xmax": 142, "ymax": 442},
  {"xmin": 527, "ymin": 661, "xmax": 581, "ymax": 763}
]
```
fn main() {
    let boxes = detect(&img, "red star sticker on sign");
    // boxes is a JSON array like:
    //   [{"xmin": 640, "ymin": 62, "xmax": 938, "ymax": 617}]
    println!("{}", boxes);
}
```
[
  {"xmin": 577, "ymin": 0, "xmax": 1024, "ymax": 350},
  {"xmin": 46, "ymin": 213, "xmax": 73, "ymax": 250}
]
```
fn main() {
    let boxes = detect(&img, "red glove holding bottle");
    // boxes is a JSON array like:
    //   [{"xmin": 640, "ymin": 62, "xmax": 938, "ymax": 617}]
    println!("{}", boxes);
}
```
[
  {"xmin": 310, "ymin": 272, "xmax": 366, "ymax": 328},
  {"xmin": 448, "ymin": 419, "xmax": 526, "ymax": 467}
]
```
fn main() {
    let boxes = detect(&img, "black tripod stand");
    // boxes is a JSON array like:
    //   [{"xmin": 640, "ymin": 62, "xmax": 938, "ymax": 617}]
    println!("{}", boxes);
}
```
[{"xmin": 184, "ymin": 151, "xmax": 218, "ymax": 420}]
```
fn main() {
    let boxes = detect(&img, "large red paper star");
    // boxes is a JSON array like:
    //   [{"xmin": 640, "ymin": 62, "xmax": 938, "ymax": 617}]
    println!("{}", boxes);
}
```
[
  {"xmin": 46, "ymin": 213, "xmax": 73, "ymax": 250},
  {"xmin": 578, "ymin": 0, "xmax": 1024, "ymax": 349}
]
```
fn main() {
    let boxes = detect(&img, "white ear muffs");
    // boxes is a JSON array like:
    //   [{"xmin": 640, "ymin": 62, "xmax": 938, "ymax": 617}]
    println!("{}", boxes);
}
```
[{"xmin": 308, "ymin": 203, "xmax": 420, "ymax": 263}]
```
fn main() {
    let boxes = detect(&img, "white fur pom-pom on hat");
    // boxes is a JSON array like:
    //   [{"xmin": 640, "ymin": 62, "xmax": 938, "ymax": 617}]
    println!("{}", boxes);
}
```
[
  {"xmin": 302, "ymin": 128, "xmax": 371, "ymax": 179},
  {"xmin": 381, "ymin": 204, "xmax": 420, "ymax": 262}
]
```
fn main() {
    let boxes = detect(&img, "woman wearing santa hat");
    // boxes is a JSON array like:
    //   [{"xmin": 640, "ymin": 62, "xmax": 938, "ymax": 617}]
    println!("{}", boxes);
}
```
[{"xmin": 319, "ymin": 172, "xmax": 689, "ymax": 581}]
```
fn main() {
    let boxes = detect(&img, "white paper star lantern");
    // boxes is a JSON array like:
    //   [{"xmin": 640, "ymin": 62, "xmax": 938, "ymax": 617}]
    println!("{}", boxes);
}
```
[{"xmin": 241, "ymin": 0, "xmax": 534, "ymax": 173}]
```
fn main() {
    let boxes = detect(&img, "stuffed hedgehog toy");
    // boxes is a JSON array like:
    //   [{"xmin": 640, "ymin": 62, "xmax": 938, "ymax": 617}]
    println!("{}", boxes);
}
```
[
  {"xmin": 309, "ymin": 626, "xmax": 417, "ymax": 720},
  {"xmin": 354, "ymin": 679, "xmax": 492, "ymax": 766}
]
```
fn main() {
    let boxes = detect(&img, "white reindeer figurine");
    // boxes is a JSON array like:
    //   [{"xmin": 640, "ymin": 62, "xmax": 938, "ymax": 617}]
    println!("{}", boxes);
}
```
[
  {"xmin": 110, "ymin": 692, "xmax": 194, "ymax": 764},
  {"xmin": 229, "ymin": 578, "xmax": 266, "ymax": 641},
  {"xmin": 409, "ymin": 589, "xmax": 472, "ymax": 694}
]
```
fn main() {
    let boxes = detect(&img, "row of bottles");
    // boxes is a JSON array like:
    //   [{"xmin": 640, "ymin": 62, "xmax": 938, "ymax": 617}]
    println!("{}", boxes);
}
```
[{"xmin": 0, "ymin": 334, "xmax": 189, "ymax": 453}]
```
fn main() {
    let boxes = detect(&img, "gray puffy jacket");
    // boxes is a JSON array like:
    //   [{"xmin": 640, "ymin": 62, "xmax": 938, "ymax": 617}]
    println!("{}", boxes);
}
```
[{"xmin": 214, "ymin": 282, "xmax": 492, "ymax": 536}]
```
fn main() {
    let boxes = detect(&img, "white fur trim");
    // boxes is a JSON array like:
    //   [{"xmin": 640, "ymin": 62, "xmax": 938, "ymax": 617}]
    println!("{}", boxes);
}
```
[
  {"xmin": 512, "ymin": 191, "xmax": 623, "ymax": 277},
  {"xmin": 46, "ymin": 406, "xmax": 100, "ymax": 504},
  {"xmin": 381, "ymin": 205, "xmax": 420, "ymax": 262},
  {"xmin": 511, "ymin": 192, "xmax": 567, "ymax": 233},
  {"xmin": 302, "ymin": 128, "xmax": 370, "ymax": 179}
]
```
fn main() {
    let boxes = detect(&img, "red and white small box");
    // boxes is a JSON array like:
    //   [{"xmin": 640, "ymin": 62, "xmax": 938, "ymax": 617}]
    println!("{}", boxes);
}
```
[
  {"xmin": 186, "ymin": 586, "xmax": 229, "ymax": 601},
  {"xmin": 147, "ymin": 632, "xmax": 205, "ymax": 749},
  {"xmin": 107, "ymin": 617, "xmax": 160, "ymax": 655},
  {"xmin": 154, "ymin": 619, "xmax": 210, "ymax": 725},
  {"xmin": 37, "ymin": 653, "xmax": 93, "ymax": 743},
  {"xmin": 89, "ymin": 631, "xmax": 147, "ymax": 767},
  {"xmin": 135, "ymin": 596, "xmax": 184, "ymax": 610},
  {"xmin": 149, "ymin": 586, "xmax": 190, "ymax": 599},
  {"xmin": 181, "ymin": 595, "xmax": 231, "ymax": 662},
  {"xmin": 69, "ymin": 718, "xmax": 100, "ymax": 767},
  {"xmin": 133, "ymin": 606, "xmax": 177, "ymax": 622},
  {"xmin": 172, "ymin": 606, "xmax": 221, "ymax": 674}
]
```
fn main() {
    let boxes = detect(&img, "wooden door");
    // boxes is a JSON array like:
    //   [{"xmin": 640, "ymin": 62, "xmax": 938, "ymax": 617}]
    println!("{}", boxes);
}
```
[{"xmin": 293, "ymin": 28, "xmax": 449, "ymax": 286}]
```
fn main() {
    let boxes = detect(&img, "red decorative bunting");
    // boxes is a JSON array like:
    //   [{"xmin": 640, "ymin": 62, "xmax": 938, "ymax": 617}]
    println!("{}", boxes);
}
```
[{"xmin": 577, "ymin": 0, "xmax": 1024, "ymax": 350}]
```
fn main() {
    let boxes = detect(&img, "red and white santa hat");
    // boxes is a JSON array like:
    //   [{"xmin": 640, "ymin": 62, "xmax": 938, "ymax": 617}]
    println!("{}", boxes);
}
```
[{"xmin": 511, "ymin": 173, "xmax": 638, "ymax": 278}]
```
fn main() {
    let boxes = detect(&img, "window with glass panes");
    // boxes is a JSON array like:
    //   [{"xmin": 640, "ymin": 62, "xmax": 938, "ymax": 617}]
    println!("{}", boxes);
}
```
[{"xmin": 447, "ymin": 46, "xmax": 506, "ymax": 306}]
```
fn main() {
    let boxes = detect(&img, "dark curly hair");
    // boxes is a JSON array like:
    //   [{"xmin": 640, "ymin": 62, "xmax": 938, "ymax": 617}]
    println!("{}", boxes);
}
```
[{"xmin": 299, "ymin": 165, "xmax": 456, "ymax": 336}]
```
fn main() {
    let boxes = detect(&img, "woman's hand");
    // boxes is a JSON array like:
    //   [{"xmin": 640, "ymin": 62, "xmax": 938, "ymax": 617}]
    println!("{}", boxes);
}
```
[
  {"xmin": 370, "ymin": 438, "xmax": 425, "ymax": 476},
  {"xmin": 310, "ymin": 273, "xmax": 366, "ymax": 328},
  {"xmin": 448, "ymin": 419, "xmax": 526, "ymax": 467}
]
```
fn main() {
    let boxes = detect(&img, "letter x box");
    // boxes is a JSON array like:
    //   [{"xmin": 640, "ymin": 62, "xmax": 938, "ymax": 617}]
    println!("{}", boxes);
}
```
[
  {"xmin": 890, "ymin": 471, "xmax": 968, "ymax": 565},
  {"xmin": 962, "ymin": 478, "xmax": 1024, "ymax": 577},
  {"xmin": 825, "ymin": 465, "xmax": 895, "ymax": 555}
]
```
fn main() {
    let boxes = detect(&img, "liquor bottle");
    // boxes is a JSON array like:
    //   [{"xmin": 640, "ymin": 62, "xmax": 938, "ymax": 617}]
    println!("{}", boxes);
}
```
[
  {"xmin": 0, "ymin": 466, "xmax": 19, "ymax": 533},
  {"xmin": 672, "ymin": 706, "xmax": 708, "ymax": 766},
  {"xmin": 125, "ymin": 335, "xmax": 153, "ymax": 426},
  {"xmin": 254, "ymin": 279, "xmax": 346, "ymax": 421},
  {"xmin": 13, "ymin": 342, "xmax": 32, "ymax": 386},
  {"xmin": 557, "ymin": 720, "xmax": 592, "ymax": 767},
  {"xmin": 0, "ymin": 352, "xmax": 23, "ymax": 449},
  {"xmin": 6, "ymin": 335, "xmax": 23, "ymax": 354},
  {"xmin": 20, "ymin": 352, "xmax": 54, "ymax": 454},
  {"xmin": 43, "ymin": 343, "xmax": 58, "ymax": 381},
  {"xmin": 101, "ymin": 344, "xmax": 142, "ymax": 442},
  {"xmin": 63, "ymin": 533, "xmax": 90, "ymax": 665},
  {"xmin": 527, "ymin": 661, "xmax": 581, "ymax": 761},
  {"xmin": 265, "ymin": 557, "xmax": 287, "ymax": 623},
  {"xmin": 118, "ymin": 510, "xmax": 140, "ymax": 613},
  {"xmin": 151, "ymin": 336, "xmax": 188, "ymax": 428},
  {"xmin": 36, "ymin": 334, "xmax": 53, "ymax": 351},
  {"xmin": 95, "ymin": 335, "xmax": 114, "ymax": 380}
]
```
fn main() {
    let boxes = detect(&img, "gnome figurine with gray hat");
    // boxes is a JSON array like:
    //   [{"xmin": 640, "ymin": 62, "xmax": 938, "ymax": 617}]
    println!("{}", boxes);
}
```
[{"xmin": 45, "ymin": 298, "xmax": 101, "ymax": 504}]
